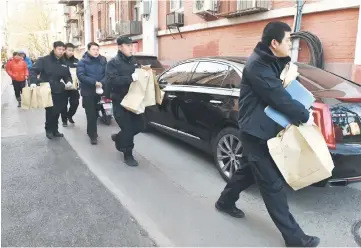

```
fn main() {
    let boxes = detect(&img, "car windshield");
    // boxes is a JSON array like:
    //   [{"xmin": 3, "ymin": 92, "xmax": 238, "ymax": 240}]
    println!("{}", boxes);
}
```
[{"xmin": 296, "ymin": 63, "xmax": 361, "ymax": 98}]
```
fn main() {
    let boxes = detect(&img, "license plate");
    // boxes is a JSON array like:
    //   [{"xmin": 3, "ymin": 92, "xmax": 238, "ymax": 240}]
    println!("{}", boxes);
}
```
[{"xmin": 103, "ymin": 103, "xmax": 112, "ymax": 109}]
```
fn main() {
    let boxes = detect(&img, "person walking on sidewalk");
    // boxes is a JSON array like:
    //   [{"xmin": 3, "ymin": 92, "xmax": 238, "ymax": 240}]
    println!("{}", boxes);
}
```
[
  {"xmin": 61, "ymin": 43, "xmax": 80, "ymax": 127},
  {"xmin": 5, "ymin": 52, "xmax": 28, "ymax": 107},
  {"xmin": 76, "ymin": 42, "xmax": 107, "ymax": 145},
  {"xmin": 29, "ymin": 41, "xmax": 72, "ymax": 140},
  {"xmin": 18, "ymin": 51, "xmax": 33, "ymax": 72},
  {"xmin": 106, "ymin": 36, "xmax": 142, "ymax": 167},
  {"xmin": 214, "ymin": 21, "xmax": 319, "ymax": 247}
]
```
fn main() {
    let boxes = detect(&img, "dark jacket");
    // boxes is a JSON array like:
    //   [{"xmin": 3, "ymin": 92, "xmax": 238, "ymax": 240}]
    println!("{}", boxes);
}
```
[
  {"xmin": 29, "ymin": 51, "xmax": 72, "ymax": 94},
  {"xmin": 76, "ymin": 52, "xmax": 107, "ymax": 96},
  {"xmin": 64, "ymin": 55, "xmax": 79, "ymax": 68},
  {"xmin": 238, "ymin": 42, "xmax": 309, "ymax": 141},
  {"xmin": 105, "ymin": 51, "xmax": 140, "ymax": 101}
]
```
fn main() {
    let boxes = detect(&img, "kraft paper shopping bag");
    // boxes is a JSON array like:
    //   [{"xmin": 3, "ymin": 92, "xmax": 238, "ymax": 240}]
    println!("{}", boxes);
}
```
[
  {"xmin": 21, "ymin": 86, "xmax": 32, "ymax": 109},
  {"xmin": 37, "ymin": 82, "xmax": 53, "ymax": 108},
  {"xmin": 153, "ymin": 72, "xmax": 165, "ymax": 105},
  {"xmin": 268, "ymin": 124, "xmax": 334, "ymax": 190}
]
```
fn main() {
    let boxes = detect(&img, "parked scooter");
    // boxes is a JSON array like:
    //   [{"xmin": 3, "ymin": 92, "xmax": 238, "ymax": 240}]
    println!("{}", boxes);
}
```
[{"xmin": 98, "ymin": 96, "xmax": 113, "ymax": 125}]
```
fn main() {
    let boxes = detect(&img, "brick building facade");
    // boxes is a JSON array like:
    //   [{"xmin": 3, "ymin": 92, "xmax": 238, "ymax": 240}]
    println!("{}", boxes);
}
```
[{"xmin": 59, "ymin": 0, "xmax": 361, "ymax": 84}]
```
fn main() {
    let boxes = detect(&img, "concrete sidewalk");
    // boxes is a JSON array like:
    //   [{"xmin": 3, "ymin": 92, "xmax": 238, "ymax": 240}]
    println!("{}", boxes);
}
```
[{"xmin": 1, "ymin": 72, "xmax": 156, "ymax": 247}]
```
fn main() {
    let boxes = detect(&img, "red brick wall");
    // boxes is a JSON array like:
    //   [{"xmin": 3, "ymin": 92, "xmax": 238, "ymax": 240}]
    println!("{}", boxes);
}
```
[
  {"xmin": 158, "ymin": 0, "xmax": 323, "ymax": 31},
  {"xmin": 158, "ymin": 9, "xmax": 358, "ymax": 73},
  {"xmin": 298, "ymin": 9, "xmax": 358, "ymax": 63}
]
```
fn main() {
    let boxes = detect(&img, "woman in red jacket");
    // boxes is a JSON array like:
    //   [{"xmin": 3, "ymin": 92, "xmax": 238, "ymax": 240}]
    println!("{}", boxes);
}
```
[{"xmin": 5, "ymin": 52, "xmax": 29, "ymax": 107}]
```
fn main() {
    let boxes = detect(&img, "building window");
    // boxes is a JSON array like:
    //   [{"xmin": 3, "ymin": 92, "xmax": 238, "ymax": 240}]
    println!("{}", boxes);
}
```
[{"xmin": 170, "ymin": 0, "xmax": 184, "ymax": 12}]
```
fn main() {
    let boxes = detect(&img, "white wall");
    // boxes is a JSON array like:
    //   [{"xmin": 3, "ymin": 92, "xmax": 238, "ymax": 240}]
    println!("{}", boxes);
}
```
[
  {"xmin": 354, "ymin": 3, "xmax": 361, "ymax": 65},
  {"xmin": 142, "ymin": 0, "xmax": 158, "ymax": 56}
]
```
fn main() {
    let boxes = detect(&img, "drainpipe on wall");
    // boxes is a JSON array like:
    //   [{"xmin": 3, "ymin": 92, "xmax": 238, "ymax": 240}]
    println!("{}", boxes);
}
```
[
  {"xmin": 291, "ymin": 0, "xmax": 303, "ymax": 62},
  {"xmin": 83, "ymin": 0, "xmax": 91, "ymax": 45},
  {"xmin": 352, "ymin": 3, "xmax": 361, "ymax": 84}
]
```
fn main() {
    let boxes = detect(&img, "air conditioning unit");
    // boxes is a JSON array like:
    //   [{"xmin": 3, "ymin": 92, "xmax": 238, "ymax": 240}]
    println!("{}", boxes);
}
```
[
  {"xmin": 72, "ymin": 38, "xmax": 81, "ymax": 47},
  {"xmin": 96, "ymin": 29, "xmax": 106, "ymax": 40},
  {"xmin": 72, "ymin": 28, "xmax": 82, "ymax": 38},
  {"xmin": 64, "ymin": 6, "xmax": 70, "ymax": 15},
  {"xmin": 193, "ymin": 0, "xmax": 218, "ymax": 15},
  {"xmin": 166, "ymin": 12, "xmax": 184, "ymax": 28},
  {"xmin": 116, "ymin": 21, "xmax": 142, "ymax": 36},
  {"xmin": 107, "ymin": 28, "xmax": 117, "ymax": 38},
  {"xmin": 236, "ymin": 0, "xmax": 270, "ymax": 14}
]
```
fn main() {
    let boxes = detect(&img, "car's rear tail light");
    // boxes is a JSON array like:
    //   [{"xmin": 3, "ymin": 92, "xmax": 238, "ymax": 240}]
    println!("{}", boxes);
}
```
[
  {"xmin": 335, "ymin": 97, "xmax": 361, "ymax": 103},
  {"xmin": 312, "ymin": 102, "xmax": 336, "ymax": 150}
]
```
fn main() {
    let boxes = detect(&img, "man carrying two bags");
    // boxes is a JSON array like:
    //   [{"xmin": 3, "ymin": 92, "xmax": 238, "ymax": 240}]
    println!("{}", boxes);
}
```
[
  {"xmin": 29, "ymin": 41, "xmax": 73, "ymax": 140},
  {"xmin": 106, "ymin": 36, "xmax": 143, "ymax": 167}
]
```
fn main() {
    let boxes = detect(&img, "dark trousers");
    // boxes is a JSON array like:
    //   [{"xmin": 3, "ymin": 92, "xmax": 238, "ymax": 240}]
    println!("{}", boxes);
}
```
[
  {"xmin": 113, "ymin": 100, "xmax": 143, "ymax": 151},
  {"xmin": 12, "ymin": 80, "xmax": 25, "ymax": 99},
  {"xmin": 61, "ymin": 90, "xmax": 80, "ymax": 123},
  {"xmin": 217, "ymin": 134, "xmax": 305, "ymax": 244},
  {"xmin": 45, "ymin": 93, "xmax": 67, "ymax": 133},
  {"xmin": 82, "ymin": 95, "xmax": 102, "ymax": 138}
]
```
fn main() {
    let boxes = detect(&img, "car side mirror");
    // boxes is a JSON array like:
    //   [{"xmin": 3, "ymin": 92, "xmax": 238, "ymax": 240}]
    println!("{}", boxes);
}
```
[{"xmin": 158, "ymin": 78, "xmax": 167, "ymax": 89}]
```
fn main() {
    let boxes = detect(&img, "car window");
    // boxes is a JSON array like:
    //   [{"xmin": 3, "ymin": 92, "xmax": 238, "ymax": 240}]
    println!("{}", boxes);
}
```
[
  {"xmin": 296, "ymin": 63, "xmax": 361, "ymax": 98},
  {"xmin": 222, "ymin": 67, "xmax": 242, "ymax": 89},
  {"xmin": 159, "ymin": 62, "xmax": 197, "ymax": 85},
  {"xmin": 188, "ymin": 62, "xmax": 229, "ymax": 87},
  {"xmin": 134, "ymin": 56, "xmax": 163, "ymax": 69}
]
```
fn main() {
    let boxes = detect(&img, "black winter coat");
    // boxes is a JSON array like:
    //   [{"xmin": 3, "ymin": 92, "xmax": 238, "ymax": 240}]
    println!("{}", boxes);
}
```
[
  {"xmin": 238, "ymin": 42, "xmax": 309, "ymax": 141},
  {"xmin": 29, "ymin": 51, "xmax": 72, "ymax": 94},
  {"xmin": 105, "ymin": 51, "xmax": 140, "ymax": 101},
  {"xmin": 64, "ymin": 56, "xmax": 79, "ymax": 68}
]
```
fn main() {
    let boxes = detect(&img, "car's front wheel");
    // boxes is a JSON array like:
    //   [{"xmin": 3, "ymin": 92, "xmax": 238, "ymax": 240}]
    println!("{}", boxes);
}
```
[{"xmin": 212, "ymin": 127, "xmax": 243, "ymax": 182}]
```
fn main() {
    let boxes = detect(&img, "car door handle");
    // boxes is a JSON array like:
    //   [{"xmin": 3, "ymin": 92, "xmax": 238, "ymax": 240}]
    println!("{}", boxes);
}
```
[
  {"xmin": 168, "ymin": 94, "xmax": 177, "ymax": 99},
  {"xmin": 209, "ymin": 100, "xmax": 222, "ymax": 104}
]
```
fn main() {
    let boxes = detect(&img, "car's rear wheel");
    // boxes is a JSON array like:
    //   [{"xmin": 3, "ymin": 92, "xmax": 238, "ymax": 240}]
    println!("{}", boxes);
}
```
[{"xmin": 213, "ymin": 127, "xmax": 243, "ymax": 182}]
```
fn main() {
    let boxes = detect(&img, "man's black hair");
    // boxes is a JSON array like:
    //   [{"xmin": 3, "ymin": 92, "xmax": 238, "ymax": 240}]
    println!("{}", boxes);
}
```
[
  {"xmin": 13, "ymin": 51, "xmax": 18, "ymax": 56},
  {"xmin": 261, "ymin": 21, "xmax": 292, "ymax": 46},
  {"xmin": 87, "ymin": 42, "xmax": 99, "ymax": 50},
  {"xmin": 53, "ymin": 41, "xmax": 65, "ymax": 49},
  {"xmin": 65, "ymin": 43, "xmax": 75, "ymax": 49}
]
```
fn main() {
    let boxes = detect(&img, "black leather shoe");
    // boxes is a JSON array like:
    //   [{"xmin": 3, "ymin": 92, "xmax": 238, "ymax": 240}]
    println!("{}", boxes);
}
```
[
  {"xmin": 53, "ymin": 132, "xmax": 64, "ymax": 138},
  {"xmin": 68, "ymin": 117, "xmax": 75, "ymax": 124},
  {"xmin": 90, "ymin": 137, "xmax": 98, "ymax": 145},
  {"xmin": 46, "ymin": 132, "xmax": 54, "ymax": 140},
  {"xmin": 124, "ymin": 150, "xmax": 139, "ymax": 167},
  {"xmin": 215, "ymin": 202, "xmax": 245, "ymax": 218},
  {"xmin": 286, "ymin": 235, "xmax": 320, "ymax": 247}
]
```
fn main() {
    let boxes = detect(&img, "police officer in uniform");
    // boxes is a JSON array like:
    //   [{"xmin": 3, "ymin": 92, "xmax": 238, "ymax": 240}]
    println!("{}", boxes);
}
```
[
  {"xmin": 214, "ymin": 22, "xmax": 320, "ymax": 247},
  {"xmin": 61, "ymin": 43, "xmax": 80, "ymax": 127},
  {"xmin": 30, "ymin": 41, "xmax": 72, "ymax": 139},
  {"xmin": 106, "ymin": 36, "xmax": 143, "ymax": 167}
]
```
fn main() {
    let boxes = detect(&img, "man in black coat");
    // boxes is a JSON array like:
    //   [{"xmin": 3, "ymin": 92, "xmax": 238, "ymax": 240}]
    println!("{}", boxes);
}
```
[
  {"xmin": 106, "ymin": 36, "xmax": 143, "ymax": 167},
  {"xmin": 214, "ymin": 22, "xmax": 319, "ymax": 247},
  {"xmin": 61, "ymin": 43, "xmax": 80, "ymax": 127},
  {"xmin": 30, "ymin": 41, "xmax": 72, "ymax": 139}
]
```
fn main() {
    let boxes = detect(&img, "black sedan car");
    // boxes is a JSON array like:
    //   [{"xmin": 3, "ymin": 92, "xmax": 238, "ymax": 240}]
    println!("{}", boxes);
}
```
[{"xmin": 144, "ymin": 57, "xmax": 361, "ymax": 186}]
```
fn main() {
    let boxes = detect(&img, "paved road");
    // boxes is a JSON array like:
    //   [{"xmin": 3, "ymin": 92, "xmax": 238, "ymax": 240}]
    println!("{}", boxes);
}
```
[{"xmin": 2, "ymin": 72, "xmax": 361, "ymax": 247}]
